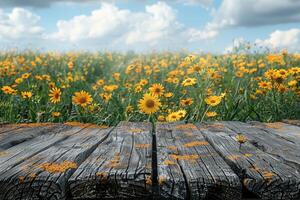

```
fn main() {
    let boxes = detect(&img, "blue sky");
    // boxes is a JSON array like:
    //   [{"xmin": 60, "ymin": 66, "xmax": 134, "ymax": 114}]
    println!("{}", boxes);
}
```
[{"xmin": 0, "ymin": 0, "xmax": 299, "ymax": 53}]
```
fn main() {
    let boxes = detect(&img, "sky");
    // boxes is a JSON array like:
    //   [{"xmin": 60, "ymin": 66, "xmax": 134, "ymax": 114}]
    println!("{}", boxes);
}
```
[{"xmin": 0, "ymin": 0, "xmax": 300, "ymax": 53}]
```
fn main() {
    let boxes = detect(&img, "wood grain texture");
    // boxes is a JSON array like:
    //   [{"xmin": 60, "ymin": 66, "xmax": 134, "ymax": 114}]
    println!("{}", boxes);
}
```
[
  {"xmin": 224, "ymin": 121, "xmax": 300, "ymax": 171},
  {"xmin": 156, "ymin": 122, "xmax": 242, "ymax": 200},
  {"xmin": 69, "ymin": 121, "xmax": 153, "ymax": 200},
  {"xmin": 0, "ymin": 124, "xmax": 68, "ymax": 151},
  {"xmin": 0, "ymin": 124, "xmax": 73, "ymax": 174},
  {"xmin": 198, "ymin": 122, "xmax": 300, "ymax": 200},
  {"xmin": 249, "ymin": 121, "xmax": 300, "ymax": 145},
  {"xmin": 282, "ymin": 120, "xmax": 300, "ymax": 127},
  {"xmin": 0, "ymin": 124, "xmax": 23, "ymax": 134},
  {"xmin": 0, "ymin": 121, "xmax": 299, "ymax": 200},
  {"xmin": 0, "ymin": 125, "xmax": 112, "ymax": 200},
  {"xmin": 0, "ymin": 123, "xmax": 59, "ymax": 134}
]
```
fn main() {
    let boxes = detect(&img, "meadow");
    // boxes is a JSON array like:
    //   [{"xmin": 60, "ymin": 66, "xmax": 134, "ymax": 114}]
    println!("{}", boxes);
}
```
[{"xmin": 0, "ymin": 51, "xmax": 299, "ymax": 125}]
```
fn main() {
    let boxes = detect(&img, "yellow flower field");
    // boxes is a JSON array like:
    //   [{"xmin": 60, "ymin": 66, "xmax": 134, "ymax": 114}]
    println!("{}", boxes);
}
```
[{"xmin": 0, "ymin": 51, "xmax": 299, "ymax": 125}]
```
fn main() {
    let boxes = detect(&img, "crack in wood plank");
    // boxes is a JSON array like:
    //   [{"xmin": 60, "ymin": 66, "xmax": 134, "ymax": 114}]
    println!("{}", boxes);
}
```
[{"xmin": 157, "ymin": 122, "xmax": 242, "ymax": 200}]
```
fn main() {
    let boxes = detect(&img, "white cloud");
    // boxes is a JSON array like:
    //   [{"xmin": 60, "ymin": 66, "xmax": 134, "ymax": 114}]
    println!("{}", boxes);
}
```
[
  {"xmin": 48, "ymin": 2, "xmax": 214, "ymax": 50},
  {"xmin": 0, "ymin": 2, "xmax": 217, "ymax": 51},
  {"xmin": 186, "ymin": 28, "xmax": 218, "ymax": 42},
  {"xmin": 0, "ymin": 8, "xmax": 43, "ymax": 40},
  {"xmin": 225, "ymin": 29, "xmax": 300, "ymax": 53},
  {"xmin": 177, "ymin": 0, "xmax": 213, "ymax": 7},
  {"xmin": 255, "ymin": 29, "xmax": 300, "ymax": 51},
  {"xmin": 210, "ymin": 0, "xmax": 300, "ymax": 29},
  {"xmin": 124, "ymin": 2, "xmax": 181, "ymax": 45},
  {"xmin": 195, "ymin": 0, "xmax": 300, "ymax": 47},
  {"xmin": 49, "ymin": 3, "xmax": 130, "ymax": 42}
]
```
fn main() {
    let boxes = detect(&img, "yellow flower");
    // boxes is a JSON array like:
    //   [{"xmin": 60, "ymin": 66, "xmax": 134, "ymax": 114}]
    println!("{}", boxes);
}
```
[
  {"xmin": 135, "ymin": 84, "xmax": 143, "ymax": 93},
  {"xmin": 182, "ymin": 78, "xmax": 196, "ymax": 86},
  {"xmin": 124, "ymin": 83, "xmax": 132, "ymax": 89},
  {"xmin": 15, "ymin": 78, "xmax": 23, "ymax": 84},
  {"xmin": 258, "ymin": 81, "xmax": 272, "ymax": 90},
  {"xmin": 236, "ymin": 134, "xmax": 247, "ymax": 144},
  {"xmin": 126, "ymin": 105, "xmax": 133, "ymax": 113},
  {"xmin": 149, "ymin": 83, "xmax": 165, "ymax": 96},
  {"xmin": 96, "ymin": 79, "xmax": 105, "ymax": 86},
  {"xmin": 166, "ymin": 112, "xmax": 181, "ymax": 122},
  {"xmin": 88, "ymin": 103, "xmax": 100, "ymax": 112},
  {"xmin": 139, "ymin": 79, "xmax": 148, "ymax": 86},
  {"xmin": 48, "ymin": 82, "xmax": 55, "ymax": 88},
  {"xmin": 267, "ymin": 54, "xmax": 284, "ymax": 64},
  {"xmin": 220, "ymin": 93, "xmax": 226, "ymax": 98},
  {"xmin": 180, "ymin": 98, "xmax": 193, "ymax": 106},
  {"xmin": 100, "ymin": 93, "xmax": 112, "ymax": 102},
  {"xmin": 289, "ymin": 67, "xmax": 300, "ymax": 75},
  {"xmin": 68, "ymin": 61, "xmax": 74, "ymax": 70},
  {"xmin": 42, "ymin": 74, "xmax": 51, "ymax": 81},
  {"xmin": 21, "ymin": 73, "xmax": 31, "ymax": 79},
  {"xmin": 164, "ymin": 92, "xmax": 173, "ymax": 98},
  {"xmin": 276, "ymin": 84, "xmax": 286, "ymax": 93},
  {"xmin": 72, "ymin": 91, "xmax": 93, "ymax": 107},
  {"xmin": 49, "ymin": 87, "xmax": 61, "ymax": 104},
  {"xmin": 1, "ymin": 86, "xmax": 17, "ymax": 95},
  {"xmin": 51, "ymin": 112, "xmax": 61, "ymax": 117},
  {"xmin": 205, "ymin": 96, "xmax": 222, "ymax": 106},
  {"xmin": 113, "ymin": 73, "xmax": 120, "ymax": 81},
  {"xmin": 206, "ymin": 88, "xmax": 213, "ymax": 96},
  {"xmin": 21, "ymin": 91, "xmax": 33, "ymax": 99},
  {"xmin": 206, "ymin": 111, "xmax": 217, "ymax": 117},
  {"xmin": 235, "ymin": 71, "xmax": 244, "ymax": 78},
  {"xmin": 103, "ymin": 84, "xmax": 118, "ymax": 92},
  {"xmin": 275, "ymin": 69, "xmax": 288, "ymax": 79},
  {"xmin": 158, "ymin": 115, "xmax": 165, "ymax": 122},
  {"xmin": 255, "ymin": 89, "xmax": 266, "ymax": 95},
  {"xmin": 288, "ymin": 80, "xmax": 297, "ymax": 87},
  {"xmin": 138, "ymin": 93, "xmax": 161, "ymax": 115},
  {"xmin": 177, "ymin": 109, "xmax": 187, "ymax": 118},
  {"xmin": 35, "ymin": 75, "xmax": 43, "ymax": 80},
  {"xmin": 185, "ymin": 54, "xmax": 197, "ymax": 62}
]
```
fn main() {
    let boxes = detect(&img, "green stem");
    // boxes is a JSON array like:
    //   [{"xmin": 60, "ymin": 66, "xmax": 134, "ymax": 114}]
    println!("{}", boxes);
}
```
[{"xmin": 200, "ymin": 105, "xmax": 211, "ymax": 122}]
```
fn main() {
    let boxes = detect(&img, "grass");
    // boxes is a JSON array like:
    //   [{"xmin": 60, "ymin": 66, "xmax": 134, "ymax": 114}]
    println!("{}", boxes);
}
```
[{"xmin": 0, "ymin": 51, "xmax": 299, "ymax": 126}]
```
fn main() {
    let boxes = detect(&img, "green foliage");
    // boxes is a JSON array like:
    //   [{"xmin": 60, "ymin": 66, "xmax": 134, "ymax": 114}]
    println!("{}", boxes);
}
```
[{"xmin": 0, "ymin": 51, "xmax": 299, "ymax": 125}]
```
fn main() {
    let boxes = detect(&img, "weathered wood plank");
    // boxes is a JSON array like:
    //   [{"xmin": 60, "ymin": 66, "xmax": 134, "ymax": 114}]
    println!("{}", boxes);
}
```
[
  {"xmin": 0, "ymin": 124, "xmax": 23, "ymax": 134},
  {"xmin": 0, "ymin": 125, "xmax": 112, "ymax": 200},
  {"xmin": 0, "ymin": 124, "xmax": 75, "ymax": 173},
  {"xmin": 0, "ymin": 124, "xmax": 67, "ymax": 151},
  {"xmin": 69, "ymin": 121, "xmax": 152, "ymax": 199},
  {"xmin": 156, "ymin": 122, "xmax": 242, "ymax": 200},
  {"xmin": 282, "ymin": 120, "xmax": 300, "ymax": 127},
  {"xmin": 224, "ymin": 121, "xmax": 300, "ymax": 171},
  {"xmin": 198, "ymin": 122, "xmax": 300, "ymax": 200},
  {"xmin": 249, "ymin": 121, "xmax": 300, "ymax": 144},
  {"xmin": 0, "ymin": 123, "xmax": 58, "ymax": 134}
]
